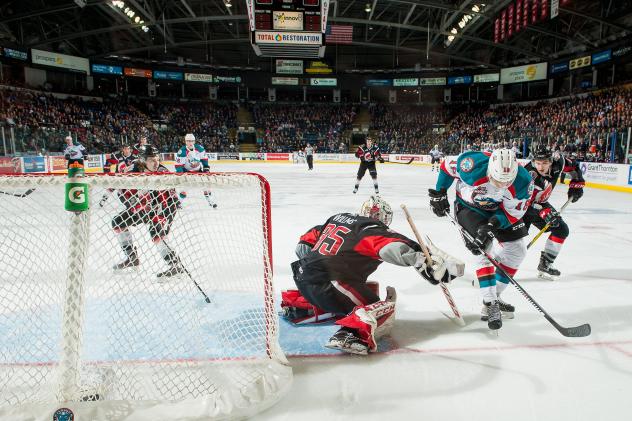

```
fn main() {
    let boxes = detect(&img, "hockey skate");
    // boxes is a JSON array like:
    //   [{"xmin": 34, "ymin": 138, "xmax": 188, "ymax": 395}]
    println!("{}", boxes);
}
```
[
  {"xmin": 482, "ymin": 301, "xmax": 502, "ymax": 330},
  {"xmin": 113, "ymin": 247, "xmax": 139, "ymax": 271},
  {"xmin": 538, "ymin": 252, "xmax": 560, "ymax": 281},
  {"xmin": 204, "ymin": 192, "xmax": 218, "ymax": 208},
  {"xmin": 325, "ymin": 328, "xmax": 369, "ymax": 355},
  {"xmin": 481, "ymin": 298, "xmax": 514, "ymax": 320},
  {"xmin": 353, "ymin": 185, "xmax": 359, "ymax": 194},
  {"xmin": 156, "ymin": 253, "xmax": 185, "ymax": 282}
]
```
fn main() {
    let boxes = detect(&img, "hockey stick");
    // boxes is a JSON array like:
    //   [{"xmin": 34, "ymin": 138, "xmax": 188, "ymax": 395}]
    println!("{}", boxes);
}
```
[
  {"xmin": 445, "ymin": 212, "xmax": 591, "ymax": 338},
  {"xmin": 0, "ymin": 188, "xmax": 35, "ymax": 198},
  {"xmin": 526, "ymin": 198, "xmax": 572, "ymax": 249},
  {"xmin": 163, "ymin": 240, "xmax": 211, "ymax": 304},
  {"xmin": 401, "ymin": 204, "xmax": 466, "ymax": 326},
  {"xmin": 386, "ymin": 157, "xmax": 415, "ymax": 165}
]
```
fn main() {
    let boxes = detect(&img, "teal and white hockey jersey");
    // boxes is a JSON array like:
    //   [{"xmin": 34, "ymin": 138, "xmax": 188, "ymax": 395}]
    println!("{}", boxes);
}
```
[
  {"xmin": 436, "ymin": 151, "xmax": 534, "ymax": 229},
  {"xmin": 175, "ymin": 144, "xmax": 209, "ymax": 173}
]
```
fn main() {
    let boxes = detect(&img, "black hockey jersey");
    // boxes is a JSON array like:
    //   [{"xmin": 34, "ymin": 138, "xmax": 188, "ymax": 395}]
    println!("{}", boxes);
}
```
[
  {"xmin": 118, "ymin": 163, "xmax": 178, "ymax": 214},
  {"xmin": 355, "ymin": 145, "xmax": 383, "ymax": 163},
  {"xmin": 524, "ymin": 153, "xmax": 583, "ymax": 204},
  {"xmin": 104, "ymin": 151, "xmax": 137, "ymax": 173},
  {"xmin": 297, "ymin": 213, "xmax": 422, "ymax": 284}
]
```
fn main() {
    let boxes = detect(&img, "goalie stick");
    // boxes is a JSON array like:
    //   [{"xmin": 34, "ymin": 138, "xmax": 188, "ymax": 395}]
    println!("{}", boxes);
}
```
[
  {"xmin": 0, "ymin": 188, "xmax": 36, "ymax": 198},
  {"xmin": 445, "ymin": 212, "xmax": 591, "ymax": 338},
  {"xmin": 401, "ymin": 204, "xmax": 466, "ymax": 326},
  {"xmin": 526, "ymin": 198, "xmax": 572, "ymax": 249}
]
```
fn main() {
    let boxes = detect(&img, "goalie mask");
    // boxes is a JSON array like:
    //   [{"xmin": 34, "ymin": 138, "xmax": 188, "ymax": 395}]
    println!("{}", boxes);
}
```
[{"xmin": 359, "ymin": 196, "xmax": 393, "ymax": 226}]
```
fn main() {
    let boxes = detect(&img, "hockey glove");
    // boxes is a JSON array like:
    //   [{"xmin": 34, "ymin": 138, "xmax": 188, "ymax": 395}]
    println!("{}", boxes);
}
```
[
  {"xmin": 414, "ymin": 241, "xmax": 465, "ymax": 285},
  {"xmin": 428, "ymin": 188, "xmax": 449, "ymax": 217},
  {"xmin": 472, "ymin": 216, "xmax": 500, "ymax": 253},
  {"xmin": 539, "ymin": 207, "xmax": 561, "ymax": 228},
  {"xmin": 568, "ymin": 180, "xmax": 584, "ymax": 203}
]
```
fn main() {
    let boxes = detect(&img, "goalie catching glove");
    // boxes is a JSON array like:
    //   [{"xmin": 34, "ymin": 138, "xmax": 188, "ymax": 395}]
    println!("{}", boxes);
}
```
[{"xmin": 414, "ymin": 240, "xmax": 465, "ymax": 285}]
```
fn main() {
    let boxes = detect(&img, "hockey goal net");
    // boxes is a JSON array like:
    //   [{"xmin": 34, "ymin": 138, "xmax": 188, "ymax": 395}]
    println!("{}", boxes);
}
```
[{"xmin": 0, "ymin": 173, "xmax": 292, "ymax": 420}]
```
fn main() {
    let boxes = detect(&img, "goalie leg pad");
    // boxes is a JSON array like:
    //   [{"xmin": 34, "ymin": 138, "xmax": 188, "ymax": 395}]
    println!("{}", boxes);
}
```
[
  {"xmin": 335, "ymin": 298, "xmax": 396, "ymax": 353},
  {"xmin": 280, "ymin": 289, "xmax": 336, "ymax": 324}
]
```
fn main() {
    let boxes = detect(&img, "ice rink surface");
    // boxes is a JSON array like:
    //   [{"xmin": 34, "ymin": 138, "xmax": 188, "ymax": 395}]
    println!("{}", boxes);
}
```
[{"xmin": 212, "ymin": 161, "xmax": 632, "ymax": 421}]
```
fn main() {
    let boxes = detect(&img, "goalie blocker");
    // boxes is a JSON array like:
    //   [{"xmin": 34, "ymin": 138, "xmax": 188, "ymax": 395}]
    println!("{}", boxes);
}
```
[{"xmin": 282, "ymin": 196, "xmax": 464, "ymax": 355}]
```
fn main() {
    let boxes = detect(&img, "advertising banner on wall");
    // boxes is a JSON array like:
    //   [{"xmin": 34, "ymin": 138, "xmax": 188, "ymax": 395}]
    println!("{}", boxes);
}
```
[
  {"xmin": 255, "ymin": 31, "xmax": 322, "ymax": 45},
  {"xmin": 265, "ymin": 153, "xmax": 291, "ymax": 161},
  {"xmin": 124, "ymin": 67, "xmax": 152, "ymax": 78},
  {"xmin": 240, "ymin": 152, "xmax": 265, "ymax": 161},
  {"xmin": 419, "ymin": 77, "xmax": 446, "ymax": 86},
  {"xmin": 91, "ymin": 64, "xmax": 123, "ymax": 75},
  {"xmin": 2, "ymin": 47, "xmax": 28, "ymax": 61},
  {"xmin": 580, "ymin": 162, "xmax": 619, "ymax": 183},
  {"xmin": 272, "ymin": 77, "xmax": 299, "ymax": 85},
  {"xmin": 0, "ymin": 157, "xmax": 19, "ymax": 174},
  {"xmin": 22, "ymin": 156, "xmax": 46, "ymax": 173},
  {"xmin": 591, "ymin": 50, "xmax": 612, "ymax": 65},
  {"xmin": 366, "ymin": 79, "xmax": 391, "ymax": 87},
  {"xmin": 31, "ymin": 49, "xmax": 90, "ymax": 74},
  {"xmin": 153, "ymin": 71, "xmax": 184, "ymax": 80},
  {"xmin": 310, "ymin": 78, "xmax": 337, "ymax": 86},
  {"xmin": 276, "ymin": 59, "xmax": 303, "ymax": 74},
  {"xmin": 550, "ymin": 62, "xmax": 569, "ymax": 74},
  {"xmin": 393, "ymin": 78, "xmax": 419, "ymax": 87},
  {"xmin": 447, "ymin": 75, "xmax": 472, "ymax": 85},
  {"xmin": 273, "ymin": 11, "xmax": 304, "ymax": 30},
  {"xmin": 184, "ymin": 73, "xmax": 213, "ymax": 82},
  {"xmin": 474, "ymin": 73, "xmax": 500, "ymax": 83},
  {"xmin": 49, "ymin": 156, "xmax": 67, "ymax": 173},
  {"xmin": 569, "ymin": 56, "xmax": 591, "ymax": 70},
  {"xmin": 218, "ymin": 152, "xmax": 240, "ymax": 160},
  {"xmin": 500, "ymin": 62, "xmax": 547, "ymax": 84}
]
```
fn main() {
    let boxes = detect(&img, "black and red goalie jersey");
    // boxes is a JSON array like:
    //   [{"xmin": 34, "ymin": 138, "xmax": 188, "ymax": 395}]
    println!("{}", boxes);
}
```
[
  {"xmin": 355, "ymin": 144, "xmax": 383, "ymax": 163},
  {"xmin": 296, "ymin": 212, "xmax": 422, "ymax": 285}
]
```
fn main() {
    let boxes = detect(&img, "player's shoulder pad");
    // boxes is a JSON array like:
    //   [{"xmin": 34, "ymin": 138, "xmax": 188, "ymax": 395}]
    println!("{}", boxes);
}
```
[
  {"xmin": 456, "ymin": 151, "xmax": 488, "ymax": 185},
  {"xmin": 176, "ymin": 146, "xmax": 187, "ymax": 156},
  {"xmin": 194, "ymin": 144, "xmax": 206, "ymax": 153},
  {"xmin": 511, "ymin": 166, "xmax": 534, "ymax": 199}
]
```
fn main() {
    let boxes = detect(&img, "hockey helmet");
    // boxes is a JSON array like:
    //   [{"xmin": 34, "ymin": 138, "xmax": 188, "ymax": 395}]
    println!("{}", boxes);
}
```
[
  {"xmin": 360, "ymin": 195, "xmax": 393, "ymax": 226},
  {"xmin": 185, "ymin": 133, "xmax": 196, "ymax": 142},
  {"xmin": 142, "ymin": 145, "xmax": 160, "ymax": 159},
  {"xmin": 533, "ymin": 143, "xmax": 552, "ymax": 161},
  {"xmin": 487, "ymin": 148, "xmax": 518, "ymax": 186}
]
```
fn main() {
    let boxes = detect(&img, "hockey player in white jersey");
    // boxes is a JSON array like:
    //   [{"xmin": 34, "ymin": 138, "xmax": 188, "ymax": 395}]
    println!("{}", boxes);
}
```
[
  {"xmin": 429, "ymin": 144, "xmax": 443, "ymax": 172},
  {"xmin": 175, "ymin": 133, "xmax": 217, "ymax": 208},
  {"xmin": 63, "ymin": 135, "xmax": 87, "ymax": 168},
  {"xmin": 429, "ymin": 149, "xmax": 534, "ymax": 330}
]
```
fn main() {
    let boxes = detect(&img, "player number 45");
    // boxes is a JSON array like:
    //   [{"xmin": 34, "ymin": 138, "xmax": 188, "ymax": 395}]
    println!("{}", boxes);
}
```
[{"xmin": 313, "ymin": 224, "xmax": 350, "ymax": 256}]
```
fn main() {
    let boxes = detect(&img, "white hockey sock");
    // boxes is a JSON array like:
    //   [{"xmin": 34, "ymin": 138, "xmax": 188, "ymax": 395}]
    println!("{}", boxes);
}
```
[{"xmin": 117, "ymin": 230, "xmax": 134, "ymax": 249}]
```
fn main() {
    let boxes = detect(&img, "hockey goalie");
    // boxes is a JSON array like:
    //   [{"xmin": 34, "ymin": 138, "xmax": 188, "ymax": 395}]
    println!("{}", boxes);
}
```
[{"xmin": 281, "ymin": 196, "xmax": 464, "ymax": 355}]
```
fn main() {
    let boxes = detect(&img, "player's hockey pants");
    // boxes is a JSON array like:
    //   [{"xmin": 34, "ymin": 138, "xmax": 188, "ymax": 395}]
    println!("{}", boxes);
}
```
[
  {"xmin": 357, "ymin": 161, "xmax": 377, "ymax": 180},
  {"xmin": 523, "ymin": 205, "xmax": 569, "ymax": 258},
  {"xmin": 292, "ymin": 261, "xmax": 379, "ymax": 315},
  {"xmin": 456, "ymin": 203, "xmax": 528, "ymax": 302}
]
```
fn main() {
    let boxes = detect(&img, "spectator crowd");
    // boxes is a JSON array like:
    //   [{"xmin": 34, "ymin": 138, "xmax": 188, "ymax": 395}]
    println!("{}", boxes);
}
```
[{"xmin": 1, "ymin": 84, "xmax": 630, "ymax": 163}]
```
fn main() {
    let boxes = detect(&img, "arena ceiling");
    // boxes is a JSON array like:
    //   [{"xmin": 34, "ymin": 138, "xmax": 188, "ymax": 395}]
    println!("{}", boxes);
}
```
[{"xmin": 0, "ymin": 0, "xmax": 631, "ymax": 72}]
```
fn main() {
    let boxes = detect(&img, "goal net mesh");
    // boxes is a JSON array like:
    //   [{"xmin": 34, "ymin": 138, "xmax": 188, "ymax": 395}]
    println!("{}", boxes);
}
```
[{"xmin": 0, "ymin": 173, "xmax": 292, "ymax": 420}]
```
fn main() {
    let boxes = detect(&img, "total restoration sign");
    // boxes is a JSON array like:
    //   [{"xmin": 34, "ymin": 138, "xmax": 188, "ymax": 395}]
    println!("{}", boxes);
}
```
[{"xmin": 500, "ymin": 62, "xmax": 548, "ymax": 84}]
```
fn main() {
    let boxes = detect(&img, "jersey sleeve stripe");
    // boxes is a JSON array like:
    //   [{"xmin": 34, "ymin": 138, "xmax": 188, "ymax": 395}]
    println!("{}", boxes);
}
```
[{"xmin": 353, "ymin": 235, "xmax": 408, "ymax": 260}]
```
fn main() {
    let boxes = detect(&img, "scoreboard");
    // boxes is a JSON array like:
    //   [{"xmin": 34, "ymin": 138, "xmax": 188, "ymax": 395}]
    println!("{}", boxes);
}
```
[{"xmin": 246, "ymin": 0, "xmax": 329, "ymax": 58}]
